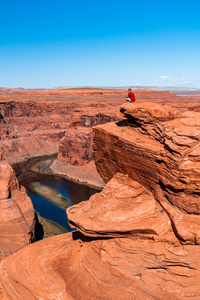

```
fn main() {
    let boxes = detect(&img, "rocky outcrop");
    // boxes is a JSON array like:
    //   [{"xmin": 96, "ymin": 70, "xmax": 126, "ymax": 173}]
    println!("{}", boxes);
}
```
[
  {"xmin": 93, "ymin": 102, "xmax": 200, "ymax": 244},
  {"xmin": 1, "ymin": 99, "xmax": 200, "ymax": 299},
  {"xmin": 68, "ymin": 173, "xmax": 177, "ymax": 242},
  {"xmin": 0, "ymin": 158, "xmax": 35, "ymax": 262}
]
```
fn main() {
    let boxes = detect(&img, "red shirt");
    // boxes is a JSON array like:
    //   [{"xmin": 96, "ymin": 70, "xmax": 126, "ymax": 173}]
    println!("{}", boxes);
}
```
[{"xmin": 128, "ymin": 91, "xmax": 135, "ymax": 102}]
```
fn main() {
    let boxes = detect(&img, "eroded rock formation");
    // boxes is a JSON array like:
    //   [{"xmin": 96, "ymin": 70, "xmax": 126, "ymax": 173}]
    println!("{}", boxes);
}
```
[
  {"xmin": 0, "ymin": 156, "xmax": 36, "ymax": 262},
  {"xmin": 93, "ymin": 101, "xmax": 200, "ymax": 245},
  {"xmin": 1, "ymin": 101, "xmax": 200, "ymax": 299}
]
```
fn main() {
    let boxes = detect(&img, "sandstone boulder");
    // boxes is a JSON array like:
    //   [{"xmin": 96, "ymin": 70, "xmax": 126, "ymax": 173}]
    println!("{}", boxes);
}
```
[
  {"xmin": 0, "ymin": 160, "xmax": 18, "ymax": 198},
  {"xmin": 68, "ymin": 173, "xmax": 176, "ymax": 242},
  {"xmin": 119, "ymin": 101, "xmax": 180, "ymax": 123}
]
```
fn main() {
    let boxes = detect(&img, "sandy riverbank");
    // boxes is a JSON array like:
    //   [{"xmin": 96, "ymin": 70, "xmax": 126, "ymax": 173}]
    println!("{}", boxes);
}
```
[{"xmin": 32, "ymin": 158, "xmax": 105, "ymax": 190}]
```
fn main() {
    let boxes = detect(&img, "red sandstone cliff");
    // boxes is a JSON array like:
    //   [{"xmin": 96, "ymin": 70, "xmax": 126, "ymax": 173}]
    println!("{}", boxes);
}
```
[
  {"xmin": 0, "ymin": 155, "xmax": 36, "ymax": 263},
  {"xmin": 1, "ymin": 101, "xmax": 200, "ymax": 299},
  {"xmin": 0, "ymin": 89, "xmax": 123, "ymax": 166},
  {"xmin": 93, "ymin": 102, "xmax": 200, "ymax": 244},
  {"xmin": 57, "ymin": 110, "xmax": 118, "ymax": 165}
]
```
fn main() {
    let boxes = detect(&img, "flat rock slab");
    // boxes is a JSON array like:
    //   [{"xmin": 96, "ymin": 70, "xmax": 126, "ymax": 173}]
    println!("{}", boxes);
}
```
[{"xmin": 68, "ymin": 173, "xmax": 176, "ymax": 242}]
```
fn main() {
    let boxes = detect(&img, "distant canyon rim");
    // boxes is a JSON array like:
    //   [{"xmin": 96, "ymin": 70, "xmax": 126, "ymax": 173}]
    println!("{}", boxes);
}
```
[
  {"xmin": 1, "ymin": 87, "xmax": 200, "ymax": 299},
  {"xmin": 1, "ymin": 87, "xmax": 200, "ymax": 167}
]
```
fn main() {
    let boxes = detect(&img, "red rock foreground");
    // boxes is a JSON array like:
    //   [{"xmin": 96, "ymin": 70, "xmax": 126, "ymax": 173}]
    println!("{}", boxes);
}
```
[{"xmin": 1, "ymin": 101, "xmax": 200, "ymax": 299}]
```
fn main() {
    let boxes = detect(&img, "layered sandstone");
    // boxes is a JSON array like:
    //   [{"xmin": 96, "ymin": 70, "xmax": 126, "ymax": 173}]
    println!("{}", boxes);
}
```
[
  {"xmin": 0, "ymin": 100, "xmax": 69, "ymax": 165},
  {"xmin": 0, "ymin": 158, "xmax": 35, "ymax": 262},
  {"xmin": 57, "ymin": 111, "xmax": 117, "ymax": 165},
  {"xmin": 68, "ymin": 173, "xmax": 177, "ymax": 242},
  {"xmin": 1, "ymin": 101, "xmax": 200, "ymax": 299},
  {"xmin": 93, "ymin": 102, "xmax": 200, "ymax": 244}
]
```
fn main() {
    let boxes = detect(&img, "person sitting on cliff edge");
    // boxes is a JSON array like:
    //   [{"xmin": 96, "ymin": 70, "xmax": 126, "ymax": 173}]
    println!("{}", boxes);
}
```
[{"xmin": 125, "ymin": 88, "xmax": 135, "ymax": 102}]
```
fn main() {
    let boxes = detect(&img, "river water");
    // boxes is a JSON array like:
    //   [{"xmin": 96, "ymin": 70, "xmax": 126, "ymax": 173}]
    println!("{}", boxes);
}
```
[{"xmin": 27, "ymin": 178, "xmax": 99, "ymax": 232}]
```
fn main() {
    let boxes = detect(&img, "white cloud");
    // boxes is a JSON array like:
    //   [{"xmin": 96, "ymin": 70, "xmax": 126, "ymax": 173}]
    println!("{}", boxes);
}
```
[
  {"xmin": 159, "ymin": 75, "xmax": 186, "ymax": 82},
  {"xmin": 159, "ymin": 75, "xmax": 172, "ymax": 81},
  {"xmin": 158, "ymin": 75, "xmax": 197, "ymax": 83}
]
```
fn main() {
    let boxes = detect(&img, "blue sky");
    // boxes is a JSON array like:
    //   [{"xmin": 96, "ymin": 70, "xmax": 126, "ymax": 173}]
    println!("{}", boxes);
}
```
[{"xmin": 0, "ymin": 0, "xmax": 200, "ymax": 88}]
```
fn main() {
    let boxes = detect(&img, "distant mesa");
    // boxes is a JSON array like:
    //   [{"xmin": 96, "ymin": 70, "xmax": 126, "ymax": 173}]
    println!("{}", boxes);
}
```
[
  {"xmin": 0, "ymin": 87, "xmax": 48, "ymax": 94},
  {"xmin": 52, "ymin": 85, "xmax": 200, "ymax": 95},
  {"xmin": 1, "ymin": 85, "xmax": 200, "ymax": 95}
]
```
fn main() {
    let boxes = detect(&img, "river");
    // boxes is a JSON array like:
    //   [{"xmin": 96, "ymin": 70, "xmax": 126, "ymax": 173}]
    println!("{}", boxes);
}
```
[{"xmin": 27, "ymin": 178, "xmax": 99, "ymax": 232}]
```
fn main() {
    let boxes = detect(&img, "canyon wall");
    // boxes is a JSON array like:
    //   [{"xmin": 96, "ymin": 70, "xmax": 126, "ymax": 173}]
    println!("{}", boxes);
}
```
[
  {"xmin": 1, "ymin": 101, "xmax": 200, "ymax": 299},
  {"xmin": 57, "ymin": 111, "xmax": 117, "ymax": 165},
  {"xmin": 0, "ymin": 89, "xmax": 123, "ymax": 166},
  {"xmin": 0, "ymin": 155, "xmax": 36, "ymax": 262}
]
